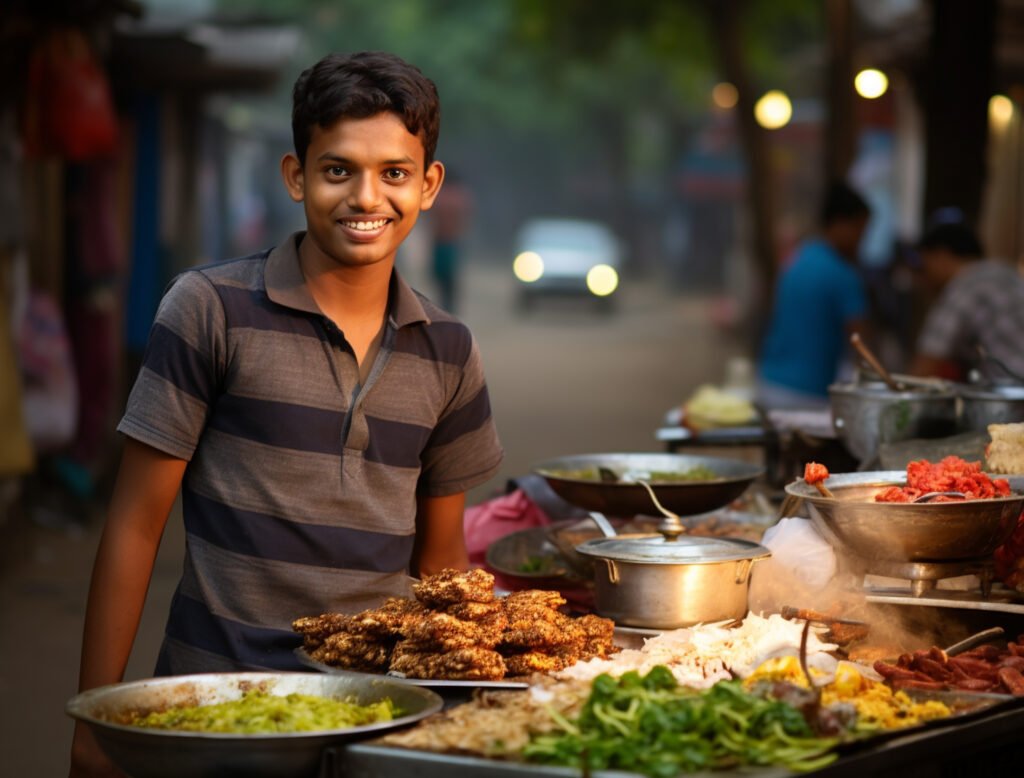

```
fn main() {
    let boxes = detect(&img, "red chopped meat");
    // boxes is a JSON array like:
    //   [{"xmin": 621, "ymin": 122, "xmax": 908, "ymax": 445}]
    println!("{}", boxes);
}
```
[
  {"xmin": 804, "ymin": 462, "xmax": 830, "ymax": 484},
  {"xmin": 875, "ymin": 456, "xmax": 1012, "ymax": 503}
]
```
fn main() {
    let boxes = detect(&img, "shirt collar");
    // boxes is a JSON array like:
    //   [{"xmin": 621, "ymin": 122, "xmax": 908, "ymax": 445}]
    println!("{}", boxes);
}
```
[{"xmin": 264, "ymin": 231, "xmax": 431, "ymax": 328}]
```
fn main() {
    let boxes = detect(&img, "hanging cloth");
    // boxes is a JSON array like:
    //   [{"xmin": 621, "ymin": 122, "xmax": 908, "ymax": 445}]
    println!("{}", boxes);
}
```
[{"xmin": 22, "ymin": 28, "xmax": 119, "ymax": 161}]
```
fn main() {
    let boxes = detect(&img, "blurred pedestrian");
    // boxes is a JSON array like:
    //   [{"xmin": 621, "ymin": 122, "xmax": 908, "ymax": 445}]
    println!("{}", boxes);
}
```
[
  {"xmin": 756, "ymin": 181, "xmax": 871, "ymax": 409},
  {"xmin": 430, "ymin": 170, "xmax": 473, "ymax": 312},
  {"xmin": 909, "ymin": 221, "xmax": 1024, "ymax": 381}
]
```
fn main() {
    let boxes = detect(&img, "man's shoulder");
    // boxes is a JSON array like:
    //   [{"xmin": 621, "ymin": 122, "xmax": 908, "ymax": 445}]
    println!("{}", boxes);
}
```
[
  {"xmin": 947, "ymin": 259, "xmax": 1021, "ymax": 300},
  {"xmin": 398, "ymin": 289, "xmax": 477, "ymax": 366},
  {"xmin": 184, "ymin": 248, "xmax": 273, "ymax": 287}
]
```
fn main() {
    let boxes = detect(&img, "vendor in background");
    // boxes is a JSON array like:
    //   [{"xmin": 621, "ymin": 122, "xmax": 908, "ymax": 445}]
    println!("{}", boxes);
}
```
[
  {"xmin": 756, "ymin": 181, "xmax": 870, "ymax": 409},
  {"xmin": 910, "ymin": 221, "xmax": 1024, "ymax": 382}
]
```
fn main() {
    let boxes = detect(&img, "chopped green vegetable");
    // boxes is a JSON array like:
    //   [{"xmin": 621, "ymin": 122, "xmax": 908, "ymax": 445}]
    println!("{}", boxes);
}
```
[
  {"xmin": 517, "ymin": 555, "xmax": 549, "ymax": 573},
  {"xmin": 522, "ymin": 668, "xmax": 838, "ymax": 775},
  {"xmin": 128, "ymin": 690, "xmax": 396, "ymax": 733}
]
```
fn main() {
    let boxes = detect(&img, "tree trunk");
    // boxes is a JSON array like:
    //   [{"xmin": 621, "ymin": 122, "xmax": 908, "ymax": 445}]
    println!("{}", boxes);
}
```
[
  {"xmin": 825, "ymin": 0, "xmax": 856, "ymax": 181},
  {"xmin": 707, "ymin": 0, "xmax": 777, "ymax": 333},
  {"xmin": 923, "ymin": 0, "xmax": 996, "ymax": 226}
]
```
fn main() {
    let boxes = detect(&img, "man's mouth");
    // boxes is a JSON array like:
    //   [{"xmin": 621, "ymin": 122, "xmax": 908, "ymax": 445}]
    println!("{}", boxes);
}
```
[{"xmin": 339, "ymin": 218, "xmax": 390, "ymax": 232}]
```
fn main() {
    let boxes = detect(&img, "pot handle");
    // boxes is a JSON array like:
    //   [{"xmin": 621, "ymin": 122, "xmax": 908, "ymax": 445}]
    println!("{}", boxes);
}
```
[
  {"xmin": 603, "ymin": 558, "xmax": 620, "ymax": 585},
  {"xmin": 735, "ymin": 555, "xmax": 770, "ymax": 585}
]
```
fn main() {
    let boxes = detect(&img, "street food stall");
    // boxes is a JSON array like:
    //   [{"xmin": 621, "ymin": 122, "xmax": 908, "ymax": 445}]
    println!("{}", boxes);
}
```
[{"xmin": 66, "ymin": 407, "xmax": 1024, "ymax": 777}]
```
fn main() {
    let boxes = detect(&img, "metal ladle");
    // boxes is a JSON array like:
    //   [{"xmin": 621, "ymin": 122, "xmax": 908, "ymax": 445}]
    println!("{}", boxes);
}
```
[
  {"xmin": 913, "ymin": 491, "xmax": 966, "ymax": 503},
  {"xmin": 595, "ymin": 467, "xmax": 687, "ymax": 540},
  {"xmin": 851, "ymin": 332, "xmax": 905, "ymax": 391}
]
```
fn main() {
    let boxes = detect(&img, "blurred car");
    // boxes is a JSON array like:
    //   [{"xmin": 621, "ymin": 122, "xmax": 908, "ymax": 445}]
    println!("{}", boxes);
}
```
[{"xmin": 511, "ymin": 218, "xmax": 622, "ymax": 308}]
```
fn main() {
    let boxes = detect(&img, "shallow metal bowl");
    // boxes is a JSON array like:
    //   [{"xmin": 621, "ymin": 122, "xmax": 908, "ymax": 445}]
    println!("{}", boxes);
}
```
[
  {"xmin": 533, "ymin": 452, "xmax": 764, "ymax": 517},
  {"xmin": 785, "ymin": 471, "xmax": 1024, "ymax": 563},
  {"xmin": 66, "ymin": 672, "xmax": 442, "ymax": 778}
]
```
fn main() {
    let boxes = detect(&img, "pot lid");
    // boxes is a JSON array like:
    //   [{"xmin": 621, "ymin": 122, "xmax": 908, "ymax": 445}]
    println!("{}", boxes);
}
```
[{"xmin": 575, "ymin": 534, "xmax": 771, "ymax": 565}]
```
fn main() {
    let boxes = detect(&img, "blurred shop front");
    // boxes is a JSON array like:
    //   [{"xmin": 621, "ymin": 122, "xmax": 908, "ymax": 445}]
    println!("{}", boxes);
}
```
[{"xmin": 2, "ymin": 0, "xmax": 298, "ymax": 522}]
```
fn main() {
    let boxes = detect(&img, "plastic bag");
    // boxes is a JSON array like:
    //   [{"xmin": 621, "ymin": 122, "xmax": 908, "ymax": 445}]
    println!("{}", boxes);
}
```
[{"xmin": 760, "ymin": 517, "xmax": 837, "ymax": 589}]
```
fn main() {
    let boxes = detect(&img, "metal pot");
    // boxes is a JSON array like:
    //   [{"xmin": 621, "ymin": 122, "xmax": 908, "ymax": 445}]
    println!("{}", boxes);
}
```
[
  {"xmin": 575, "ymin": 535, "xmax": 771, "ymax": 629},
  {"xmin": 959, "ymin": 385, "xmax": 1024, "ymax": 432},
  {"xmin": 829, "ymin": 380, "xmax": 958, "ymax": 462}
]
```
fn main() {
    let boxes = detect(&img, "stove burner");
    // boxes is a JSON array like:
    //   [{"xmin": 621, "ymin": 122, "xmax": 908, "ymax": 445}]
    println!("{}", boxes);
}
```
[{"xmin": 846, "ymin": 557, "xmax": 996, "ymax": 598}]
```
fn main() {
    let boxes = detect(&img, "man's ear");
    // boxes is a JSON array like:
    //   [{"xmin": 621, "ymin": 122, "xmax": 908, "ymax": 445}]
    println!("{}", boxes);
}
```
[
  {"xmin": 418, "ymin": 161, "xmax": 445, "ymax": 211},
  {"xmin": 281, "ymin": 153, "xmax": 305, "ymax": 203}
]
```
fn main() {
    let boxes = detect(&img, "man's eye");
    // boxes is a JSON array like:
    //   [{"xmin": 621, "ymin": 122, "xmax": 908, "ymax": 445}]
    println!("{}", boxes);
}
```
[
  {"xmin": 327, "ymin": 166, "xmax": 347, "ymax": 177},
  {"xmin": 384, "ymin": 169, "xmax": 408, "ymax": 181}
]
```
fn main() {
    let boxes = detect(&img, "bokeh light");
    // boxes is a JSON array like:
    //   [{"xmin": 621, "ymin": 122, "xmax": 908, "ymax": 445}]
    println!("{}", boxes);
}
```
[
  {"xmin": 513, "ymin": 251, "xmax": 544, "ymax": 283},
  {"xmin": 854, "ymin": 68, "xmax": 889, "ymax": 99},
  {"xmin": 586, "ymin": 264, "xmax": 619, "ymax": 297},
  {"xmin": 754, "ymin": 90, "xmax": 792, "ymax": 130},
  {"xmin": 712, "ymin": 82, "xmax": 739, "ymax": 109},
  {"xmin": 989, "ymin": 94, "xmax": 1014, "ymax": 131}
]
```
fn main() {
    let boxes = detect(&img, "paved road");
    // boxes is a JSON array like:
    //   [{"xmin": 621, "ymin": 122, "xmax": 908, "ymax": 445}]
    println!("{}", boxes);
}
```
[{"xmin": 0, "ymin": 260, "xmax": 745, "ymax": 776}]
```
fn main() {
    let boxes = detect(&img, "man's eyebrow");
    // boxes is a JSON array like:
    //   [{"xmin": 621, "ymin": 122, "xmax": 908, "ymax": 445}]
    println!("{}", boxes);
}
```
[{"xmin": 315, "ymin": 153, "xmax": 417, "ymax": 166}]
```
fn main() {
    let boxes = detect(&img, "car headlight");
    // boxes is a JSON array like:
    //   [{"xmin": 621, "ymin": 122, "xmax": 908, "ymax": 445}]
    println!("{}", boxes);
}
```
[
  {"xmin": 513, "ymin": 251, "xmax": 544, "ymax": 283},
  {"xmin": 586, "ymin": 264, "xmax": 618, "ymax": 296}
]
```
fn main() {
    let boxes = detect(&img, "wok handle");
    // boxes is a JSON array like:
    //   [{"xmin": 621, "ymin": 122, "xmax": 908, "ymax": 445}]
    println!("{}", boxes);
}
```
[{"xmin": 603, "ymin": 558, "xmax": 621, "ymax": 585}]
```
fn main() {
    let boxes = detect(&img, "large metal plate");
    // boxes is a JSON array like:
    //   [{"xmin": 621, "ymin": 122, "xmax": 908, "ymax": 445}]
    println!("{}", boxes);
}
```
[
  {"xmin": 330, "ymin": 689, "xmax": 1024, "ymax": 778},
  {"xmin": 294, "ymin": 648, "xmax": 530, "ymax": 690},
  {"xmin": 533, "ymin": 452, "xmax": 764, "ymax": 517},
  {"xmin": 65, "ymin": 672, "xmax": 443, "ymax": 778}
]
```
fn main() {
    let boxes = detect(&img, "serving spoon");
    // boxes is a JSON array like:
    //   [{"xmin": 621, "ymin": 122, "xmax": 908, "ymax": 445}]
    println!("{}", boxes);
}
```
[{"xmin": 912, "ymin": 491, "xmax": 966, "ymax": 503}]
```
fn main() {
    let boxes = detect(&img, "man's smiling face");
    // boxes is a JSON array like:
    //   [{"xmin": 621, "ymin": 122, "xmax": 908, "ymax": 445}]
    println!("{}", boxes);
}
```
[{"xmin": 283, "ymin": 112, "xmax": 444, "ymax": 272}]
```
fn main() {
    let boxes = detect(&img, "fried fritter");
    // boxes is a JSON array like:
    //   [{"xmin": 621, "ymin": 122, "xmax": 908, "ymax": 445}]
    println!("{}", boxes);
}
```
[
  {"xmin": 504, "ymin": 651, "xmax": 575, "ymax": 677},
  {"xmin": 346, "ymin": 597, "xmax": 426, "ymax": 638},
  {"xmin": 412, "ymin": 568, "xmax": 496, "ymax": 607},
  {"xmin": 502, "ymin": 611, "xmax": 585, "ymax": 650},
  {"xmin": 503, "ymin": 589, "xmax": 566, "ymax": 613},
  {"xmin": 402, "ymin": 611, "xmax": 504, "ymax": 651},
  {"xmin": 308, "ymin": 631, "xmax": 392, "ymax": 671},
  {"xmin": 389, "ymin": 645, "xmax": 507, "ymax": 680},
  {"xmin": 291, "ymin": 612, "xmax": 350, "ymax": 650},
  {"xmin": 576, "ymin": 613, "xmax": 615, "ymax": 643},
  {"xmin": 445, "ymin": 600, "xmax": 508, "ymax": 628}
]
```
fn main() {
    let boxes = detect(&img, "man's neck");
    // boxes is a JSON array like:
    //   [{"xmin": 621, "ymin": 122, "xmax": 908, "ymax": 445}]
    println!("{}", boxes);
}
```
[{"xmin": 298, "ymin": 240, "xmax": 393, "ymax": 364}]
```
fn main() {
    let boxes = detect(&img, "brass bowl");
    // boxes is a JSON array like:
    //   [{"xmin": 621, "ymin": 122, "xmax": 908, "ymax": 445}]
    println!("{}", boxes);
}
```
[{"xmin": 785, "ymin": 471, "xmax": 1024, "ymax": 563}]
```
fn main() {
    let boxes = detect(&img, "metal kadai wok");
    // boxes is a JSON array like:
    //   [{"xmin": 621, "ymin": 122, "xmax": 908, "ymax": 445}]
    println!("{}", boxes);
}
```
[
  {"xmin": 785, "ymin": 472, "xmax": 1024, "ymax": 564},
  {"xmin": 532, "ymin": 452, "xmax": 764, "ymax": 518},
  {"xmin": 65, "ymin": 672, "xmax": 443, "ymax": 778}
]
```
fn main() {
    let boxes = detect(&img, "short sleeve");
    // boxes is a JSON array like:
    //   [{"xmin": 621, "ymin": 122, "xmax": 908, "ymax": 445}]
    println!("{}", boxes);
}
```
[
  {"xmin": 117, "ymin": 271, "xmax": 227, "ymax": 460},
  {"xmin": 916, "ymin": 283, "xmax": 972, "ymax": 360},
  {"xmin": 417, "ymin": 336, "xmax": 503, "ymax": 496}
]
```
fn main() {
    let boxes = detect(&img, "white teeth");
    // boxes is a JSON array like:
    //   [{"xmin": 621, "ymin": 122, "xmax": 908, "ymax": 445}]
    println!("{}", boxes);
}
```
[{"xmin": 341, "ymin": 219, "xmax": 388, "ymax": 231}]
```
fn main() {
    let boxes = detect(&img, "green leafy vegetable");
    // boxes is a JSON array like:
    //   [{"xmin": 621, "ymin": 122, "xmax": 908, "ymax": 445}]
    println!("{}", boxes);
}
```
[{"xmin": 522, "ymin": 668, "xmax": 838, "ymax": 775}]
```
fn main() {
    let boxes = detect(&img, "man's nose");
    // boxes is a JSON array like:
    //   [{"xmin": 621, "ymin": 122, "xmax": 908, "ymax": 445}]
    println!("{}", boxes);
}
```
[{"xmin": 348, "ymin": 173, "xmax": 381, "ymax": 211}]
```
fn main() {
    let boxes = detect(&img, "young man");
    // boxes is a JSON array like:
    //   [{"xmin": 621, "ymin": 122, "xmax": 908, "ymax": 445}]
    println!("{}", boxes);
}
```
[
  {"xmin": 910, "ymin": 221, "xmax": 1024, "ymax": 381},
  {"xmin": 70, "ymin": 51, "xmax": 503, "ymax": 776},
  {"xmin": 756, "ymin": 181, "xmax": 871, "ymax": 409}
]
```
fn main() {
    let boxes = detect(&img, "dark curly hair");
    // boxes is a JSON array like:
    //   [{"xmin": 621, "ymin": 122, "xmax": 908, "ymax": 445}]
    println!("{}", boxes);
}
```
[{"xmin": 291, "ymin": 51, "xmax": 441, "ymax": 166}]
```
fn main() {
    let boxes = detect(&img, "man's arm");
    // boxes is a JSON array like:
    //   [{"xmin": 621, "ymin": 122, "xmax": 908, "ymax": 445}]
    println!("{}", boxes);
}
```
[
  {"xmin": 70, "ymin": 438, "xmax": 187, "ymax": 777},
  {"xmin": 410, "ymin": 492, "xmax": 469, "ymax": 577}
]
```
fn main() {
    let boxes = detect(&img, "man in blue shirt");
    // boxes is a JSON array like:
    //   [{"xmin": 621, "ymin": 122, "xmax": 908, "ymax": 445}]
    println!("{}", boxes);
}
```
[{"xmin": 757, "ymin": 182, "xmax": 870, "ymax": 408}]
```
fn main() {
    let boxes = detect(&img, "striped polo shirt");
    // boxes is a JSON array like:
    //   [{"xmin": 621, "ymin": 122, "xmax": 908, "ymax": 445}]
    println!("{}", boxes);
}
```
[{"xmin": 118, "ymin": 232, "xmax": 503, "ymax": 674}]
